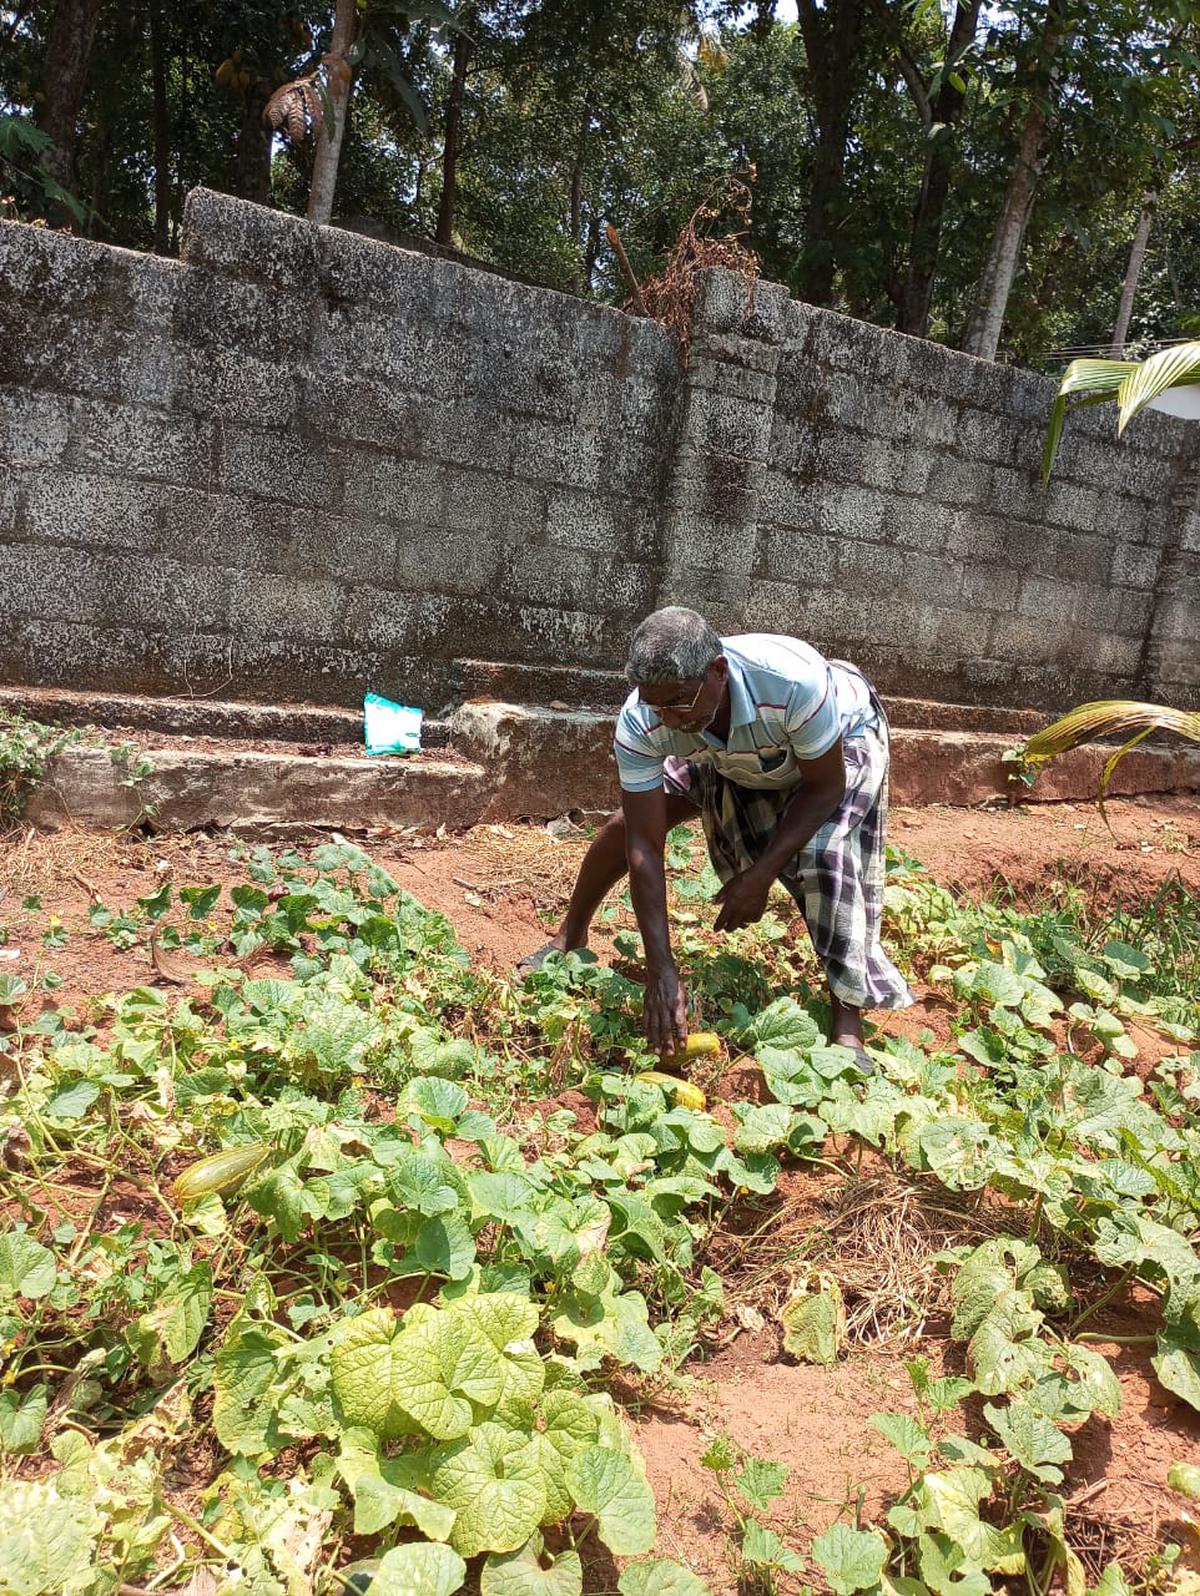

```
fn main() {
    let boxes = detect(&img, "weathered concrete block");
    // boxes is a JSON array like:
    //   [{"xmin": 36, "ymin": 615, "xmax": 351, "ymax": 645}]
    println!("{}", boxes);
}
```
[
  {"xmin": 682, "ymin": 386, "xmax": 775, "ymax": 461},
  {"xmin": 182, "ymin": 187, "xmax": 320, "ymax": 294},
  {"xmin": 223, "ymin": 425, "xmax": 341, "ymax": 508},
  {"xmin": 23, "ymin": 468, "xmax": 165, "ymax": 551},
  {"xmin": 1018, "ymin": 575, "xmax": 1074, "ymax": 624},
  {"xmin": 343, "ymin": 451, "xmax": 443, "ymax": 526},
  {"xmin": 762, "ymin": 525, "xmax": 835, "ymax": 582},
  {"xmin": 71, "ymin": 401, "xmax": 213, "ymax": 487},
  {"xmin": 441, "ymin": 467, "xmax": 546, "ymax": 538},
  {"xmin": 817, "ymin": 484, "xmax": 888, "ymax": 542},
  {"xmin": 960, "ymin": 562, "xmax": 1019, "ymax": 612},
  {"xmin": 174, "ymin": 269, "xmax": 312, "ymax": 363},
  {"xmin": 0, "ymin": 543, "xmax": 228, "ymax": 629},
  {"xmin": 545, "ymin": 491, "xmax": 625, "ymax": 553},
  {"xmin": 693, "ymin": 271, "xmax": 788, "ymax": 343},
  {"xmin": 227, "ymin": 569, "xmax": 346, "ymax": 641},
  {"xmin": 0, "ymin": 387, "xmax": 71, "ymax": 464}
]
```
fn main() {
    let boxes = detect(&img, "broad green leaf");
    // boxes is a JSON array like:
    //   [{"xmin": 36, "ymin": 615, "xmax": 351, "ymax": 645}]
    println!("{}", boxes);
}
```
[
  {"xmin": 389, "ymin": 1147, "xmax": 466, "ymax": 1216},
  {"xmin": 127, "ymin": 1262, "xmax": 213, "ymax": 1372},
  {"xmin": 734, "ymin": 1456, "xmax": 789, "ymax": 1512},
  {"xmin": 926, "ymin": 1377, "xmax": 975, "ymax": 1415},
  {"xmin": 482, "ymin": 1533, "xmax": 584, "ymax": 1596},
  {"xmin": 528, "ymin": 1388, "xmax": 601, "ymax": 1521},
  {"xmin": 871, "ymin": 1412, "xmax": 932, "ymax": 1468},
  {"xmin": 1062, "ymin": 1345, "xmax": 1122, "ymax": 1419},
  {"xmin": 403, "ymin": 1076, "xmax": 469, "ymax": 1132},
  {"xmin": 337, "ymin": 1427, "xmax": 456, "ymax": 1540},
  {"xmin": 213, "ymin": 1318, "xmax": 286, "ymax": 1455},
  {"xmin": 922, "ymin": 1468, "xmax": 1020, "ymax": 1571},
  {"xmin": 781, "ymin": 1280, "xmax": 844, "ymax": 1365},
  {"xmin": 372, "ymin": 1540, "xmax": 467, "ymax": 1596},
  {"xmin": 0, "ymin": 1384, "xmax": 46, "ymax": 1455},
  {"xmin": 811, "ymin": 1523, "xmax": 887, "ymax": 1594},
  {"xmin": 44, "ymin": 1080, "xmax": 101, "ymax": 1120},
  {"xmin": 0, "ymin": 1476, "xmax": 100, "ymax": 1593},
  {"xmin": 1152, "ymin": 1331, "xmax": 1200, "ymax": 1412},
  {"xmin": 743, "ymin": 1518, "xmax": 805, "ymax": 1572},
  {"xmin": 917, "ymin": 1529, "xmax": 991, "ymax": 1596},
  {"xmin": 0, "ymin": 1232, "xmax": 56, "ymax": 1300},
  {"xmin": 968, "ymin": 1298, "xmax": 1054, "ymax": 1395},
  {"xmin": 744, "ymin": 996, "xmax": 821, "ymax": 1052},
  {"xmin": 733, "ymin": 1103, "xmax": 795, "ymax": 1154},
  {"xmin": 334, "ymin": 1302, "xmax": 507, "ymax": 1441},
  {"xmin": 919, "ymin": 1119, "xmax": 997, "ymax": 1191},
  {"xmin": 551, "ymin": 1284, "xmax": 662, "ymax": 1373},
  {"xmin": 414, "ymin": 1212, "xmax": 477, "ymax": 1280},
  {"xmin": 566, "ymin": 1443, "xmax": 655, "ymax": 1555},
  {"xmin": 432, "ymin": 1421, "xmax": 546, "ymax": 1558},
  {"xmin": 984, "ymin": 1400, "xmax": 1072, "ymax": 1484},
  {"xmin": 455, "ymin": 1294, "xmax": 544, "ymax": 1419},
  {"xmin": 1088, "ymin": 1566, "xmax": 1131, "ymax": 1596},
  {"xmin": 619, "ymin": 1560, "xmax": 712, "ymax": 1596}
]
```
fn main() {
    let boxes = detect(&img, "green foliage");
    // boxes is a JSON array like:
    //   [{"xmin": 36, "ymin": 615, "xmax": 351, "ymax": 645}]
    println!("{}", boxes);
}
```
[{"xmin": 0, "ymin": 713, "xmax": 80, "ymax": 827}]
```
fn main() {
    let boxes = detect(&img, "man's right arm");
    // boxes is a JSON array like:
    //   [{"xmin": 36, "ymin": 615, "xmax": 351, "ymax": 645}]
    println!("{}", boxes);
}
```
[{"xmin": 622, "ymin": 786, "xmax": 689, "ymax": 1055}]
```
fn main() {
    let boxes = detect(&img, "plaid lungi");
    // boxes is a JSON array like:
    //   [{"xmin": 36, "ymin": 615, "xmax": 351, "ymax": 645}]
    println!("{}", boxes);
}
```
[{"xmin": 664, "ymin": 673, "xmax": 913, "ymax": 1012}]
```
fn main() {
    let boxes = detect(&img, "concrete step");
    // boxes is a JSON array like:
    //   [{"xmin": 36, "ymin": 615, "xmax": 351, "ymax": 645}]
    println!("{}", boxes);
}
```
[{"xmin": 18, "ymin": 700, "xmax": 1200, "ymax": 837}]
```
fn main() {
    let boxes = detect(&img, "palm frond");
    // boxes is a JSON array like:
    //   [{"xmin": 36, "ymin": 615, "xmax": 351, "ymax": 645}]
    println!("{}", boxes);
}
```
[
  {"xmin": 1041, "ymin": 360, "xmax": 1136, "ymax": 483},
  {"xmin": 1018, "ymin": 700, "xmax": 1200, "ymax": 827},
  {"xmin": 1115, "ymin": 340, "xmax": 1200, "ymax": 434}
]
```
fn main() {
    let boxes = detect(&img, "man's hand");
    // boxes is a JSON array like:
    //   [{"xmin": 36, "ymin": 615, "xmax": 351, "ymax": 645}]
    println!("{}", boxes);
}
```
[
  {"xmin": 713, "ymin": 866, "xmax": 772, "ymax": 933},
  {"xmin": 644, "ymin": 964, "xmax": 688, "ymax": 1056}
]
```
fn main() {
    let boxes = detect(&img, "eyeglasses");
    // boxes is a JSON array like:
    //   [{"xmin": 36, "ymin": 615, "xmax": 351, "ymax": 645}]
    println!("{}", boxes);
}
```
[{"xmin": 639, "ymin": 669, "xmax": 709, "ymax": 716}]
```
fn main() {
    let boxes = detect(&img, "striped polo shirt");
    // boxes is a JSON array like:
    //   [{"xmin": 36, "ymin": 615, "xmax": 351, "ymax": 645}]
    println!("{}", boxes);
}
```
[{"xmin": 614, "ymin": 634, "xmax": 878, "ymax": 795}]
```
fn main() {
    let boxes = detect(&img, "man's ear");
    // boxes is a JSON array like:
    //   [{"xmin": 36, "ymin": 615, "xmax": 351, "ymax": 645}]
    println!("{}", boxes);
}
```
[{"xmin": 713, "ymin": 654, "xmax": 729, "ymax": 682}]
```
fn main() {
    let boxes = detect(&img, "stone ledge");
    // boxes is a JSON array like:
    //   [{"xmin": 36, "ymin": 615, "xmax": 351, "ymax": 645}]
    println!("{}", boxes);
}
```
[{"xmin": 15, "ymin": 703, "xmax": 1200, "ymax": 838}]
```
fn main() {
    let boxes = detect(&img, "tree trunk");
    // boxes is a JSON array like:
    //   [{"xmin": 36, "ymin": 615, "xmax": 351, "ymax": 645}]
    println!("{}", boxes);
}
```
[
  {"xmin": 569, "ymin": 100, "xmax": 589, "ymax": 248},
  {"xmin": 34, "ymin": 0, "xmax": 104, "ymax": 226},
  {"xmin": 435, "ymin": 23, "xmax": 472, "ymax": 246},
  {"xmin": 306, "ymin": 0, "xmax": 357, "ymax": 226},
  {"xmin": 234, "ymin": 83, "xmax": 274, "ymax": 204},
  {"xmin": 962, "ymin": 0, "xmax": 1068, "ymax": 361},
  {"xmin": 1110, "ymin": 193, "xmax": 1155, "ymax": 353},
  {"xmin": 896, "ymin": 0, "xmax": 981, "ymax": 337},
  {"xmin": 150, "ymin": 1, "xmax": 171, "ymax": 254},
  {"xmin": 795, "ymin": 0, "xmax": 865, "ymax": 306}
]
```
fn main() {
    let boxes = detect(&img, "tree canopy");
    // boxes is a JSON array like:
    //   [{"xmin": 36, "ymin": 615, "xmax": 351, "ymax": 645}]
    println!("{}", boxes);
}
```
[{"xmin": 2, "ymin": 0, "xmax": 1198, "ymax": 367}]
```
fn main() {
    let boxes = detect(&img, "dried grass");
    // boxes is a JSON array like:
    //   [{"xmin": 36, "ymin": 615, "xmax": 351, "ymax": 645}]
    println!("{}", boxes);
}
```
[
  {"xmin": 638, "ymin": 176, "xmax": 761, "ymax": 361},
  {"xmin": 463, "ymin": 823, "xmax": 592, "ymax": 908},
  {"xmin": 723, "ymin": 1170, "xmax": 1023, "ymax": 1347}
]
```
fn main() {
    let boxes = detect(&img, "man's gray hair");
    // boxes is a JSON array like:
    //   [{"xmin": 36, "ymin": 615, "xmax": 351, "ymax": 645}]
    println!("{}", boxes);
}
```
[{"xmin": 625, "ymin": 607, "xmax": 722, "ymax": 686}]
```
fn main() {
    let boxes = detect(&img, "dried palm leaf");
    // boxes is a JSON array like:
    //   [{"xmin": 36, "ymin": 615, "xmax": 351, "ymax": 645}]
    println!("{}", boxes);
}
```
[
  {"xmin": 263, "ymin": 77, "xmax": 324, "ymax": 143},
  {"xmin": 1018, "ymin": 699, "xmax": 1200, "ymax": 824}
]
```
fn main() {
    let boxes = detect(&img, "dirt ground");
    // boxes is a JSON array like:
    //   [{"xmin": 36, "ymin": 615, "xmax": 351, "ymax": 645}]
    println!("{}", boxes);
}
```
[{"xmin": 1, "ymin": 792, "xmax": 1198, "ymax": 1588}]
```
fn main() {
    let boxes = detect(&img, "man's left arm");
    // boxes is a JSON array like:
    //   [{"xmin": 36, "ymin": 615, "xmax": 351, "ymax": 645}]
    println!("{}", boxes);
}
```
[{"xmin": 712, "ymin": 739, "xmax": 845, "ymax": 931}]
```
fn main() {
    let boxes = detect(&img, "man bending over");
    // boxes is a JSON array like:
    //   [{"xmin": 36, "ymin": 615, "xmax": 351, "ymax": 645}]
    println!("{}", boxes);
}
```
[{"xmin": 522, "ymin": 607, "xmax": 913, "ymax": 1065}]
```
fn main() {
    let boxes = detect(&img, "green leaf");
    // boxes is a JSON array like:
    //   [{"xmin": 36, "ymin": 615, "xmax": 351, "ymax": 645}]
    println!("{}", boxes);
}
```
[
  {"xmin": 372, "ymin": 1540, "xmax": 467, "ymax": 1596},
  {"xmin": 984, "ymin": 1400, "xmax": 1072, "ymax": 1484},
  {"xmin": 733, "ymin": 1103, "xmax": 795, "ymax": 1154},
  {"xmin": 414, "ymin": 1212, "xmax": 477, "ymax": 1281},
  {"xmin": 926, "ymin": 1377, "xmax": 975, "ymax": 1415},
  {"xmin": 811, "ymin": 1523, "xmax": 887, "ymax": 1594},
  {"xmin": 127, "ymin": 1261, "xmax": 213, "ymax": 1373},
  {"xmin": 619, "ymin": 1562, "xmax": 712, "ymax": 1596},
  {"xmin": 566, "ymin": 1443, "xmax": 656, "ymax": 1555},
  {"xmin": 44, "ymin": 1080, "xmax": 101, "ymax": 1120},
  {"xmin": 734, "ymin": 1456, "xmax": 789, "ymax": 1512},
  {"xmin": 180, "ymin": 883, "xmax": 222, "ymax": 918},
  {"xmin": 1152, "ymin": 1331, "xmax": 1200, "ymax": 1412},
  {"xmin": 917, "ymin": 1530, "xmax": 991, "ymax": 1596},
  {"xmin": 432, "ymin": 1421, "xmax": 546, "ymax": 1558},
  {"xmin": 482, "ymin": 1533, "xmax": 584, "ymax": 1596},
  {"xmin": 919, "ymin": 1119, "xmax": 997, "ymax": 1191},
  {"xmin": 337, "ymin": 1427, "xmax": 456, "ymax": 1540},
  {"xmin": 0, "ymin": 1232, "xmax": 56, "ymax": 1300},
  {"xmin": 744, "ymin": 996, "xmax": 821, "ymax": 1052},
  {"xmin": 1087, "ymin": 1566, "xmax": 1131, "ymax": 1596},
  {"xmin": 0, "ymin": 1384, "xmax": 46, "ymax": 1454},
  {"xmin": 781, "ymin": 1281, "xmax": 844, "ymax": 1365},
  {"xmin": 871, "ymin": 1412, "xmax": 932, "ymax": 1468},
  {"xmin": 333, "ymin": 1303, "xmax": 499, "ymax": 1441},
  {"xmin": 0, "ymin": 1476, "xmax": 100, "ymax": 1593},
  {"xmin": 743, "ymin": 1519, "xmax": 805, "ymax": 1573},
  {"xmin": 403, "ymin": 1076, "xmax": 469, "ymax": 1132},
  {"xmin": 213, "ymin": 1317, "xmax": 286, "ymax": 1455}
]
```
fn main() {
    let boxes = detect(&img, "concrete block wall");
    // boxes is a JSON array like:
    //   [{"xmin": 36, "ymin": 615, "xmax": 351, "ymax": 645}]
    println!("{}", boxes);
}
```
[
  {"xmin": 1, "ymin": 191, "xmax": 1197, "ymax": 716},
  {"xmin": 0, "ymin": 189, "xmax": 677, "ymax": 710},
  {"xmin": 659, "ymin": 275, "xmax": 1199, "ymax": 710}
]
